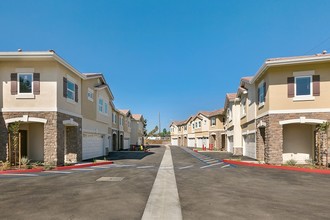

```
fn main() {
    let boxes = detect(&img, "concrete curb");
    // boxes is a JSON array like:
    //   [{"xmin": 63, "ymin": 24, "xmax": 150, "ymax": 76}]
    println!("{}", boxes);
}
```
[
  {"xmin": 0, "ymin": 161, "xmax": 114, "ymax": 174},
  {"xmin": 223, "ymin": 159, "xmax": 330, "ymax": 174}
]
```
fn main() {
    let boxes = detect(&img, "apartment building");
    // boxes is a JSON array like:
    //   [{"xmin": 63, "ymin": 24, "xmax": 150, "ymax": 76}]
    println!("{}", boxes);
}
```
[
  {"xmin": 0, "ymin": 50, "xmax": 145, "ymax": 165},
  {"xmin": 170, "ymin": 108, "xmax": 225, "ymax": 149},
  {"xmin": 131, "ymin": 114, "xmax": 145, "ymax": 146},
  {"xmin": 118, "ymin": 109, "xmax": 132, "ymax": 150}
]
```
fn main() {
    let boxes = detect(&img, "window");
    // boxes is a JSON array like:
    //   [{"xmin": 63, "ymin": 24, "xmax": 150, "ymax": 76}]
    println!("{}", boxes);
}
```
[
  {"xmin": 104, "ymin": 102, "xmax": 108, "ymax": 114},
  {"xmin": 295, "ymin": 76, "xmax": 312, "ymax": 96},
  {"xmin": 211, "ymin": 117, "xmax": 216, "ymax": 126},
  {"xmin": 199, "ymin": 121, "xmax": 201, "ymax": 127},
  {"xmin": 184, "ymin": 125, "xmax": 187, "ymax": 130},
  {"xmin": 120, "ymin": 116, "xmax": 123, "ymax": 126},
  {"xmin": 112, "ymin": 112, "xmax": 117, "ymax": 124},
  {"xmin": 67, "ymin": 80, "xmax": 75, "ymax": 101},
  {"xmin": 258, "ymin": 82, "xmax": 265, "ymax": 106},
  {"xmin": 193, "ymin": 123, "xmax": 195, "ymax": 129},
  {"xmin": 18, "ymin": 73, "xmax": 33, "ymax": 94},
  {"xmin": 98, "ymin": 98, "xmax": 103, "ymax": 112},
  {"xmin": 227, "ymin": 108, "xmax": 232, "ymax": 121},
  {"xmin": 241, "ymin": 96, "xmax": 246, "ymax": 117},
  {"xmin": 87, "ymin": 88, "xmax": 94, "ymax": 101}
]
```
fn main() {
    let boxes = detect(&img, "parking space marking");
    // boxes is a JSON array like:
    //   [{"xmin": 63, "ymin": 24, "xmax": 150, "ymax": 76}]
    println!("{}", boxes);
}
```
[
  {"xmin": 178, "ymin": 165, "xmax": 194, "ymax": 170},
  {"xmin": 1, "ymin": 173, "xmax": 39, "ymax": 177},
  {"xmin": 70, "ymin": 168, "xmax": 95, "ymax": 171},
  {"xmin": 137, "ymin": 165, "xmax": 154, "ymax": 169},
  {"xmin": 200, "ymin": 162, "xmax": 224, "ymax": 169},
  {"xmin": 221, "ymin": 164, "xmax": 231, "ymax": 168},
  {"xmin": 44, "ymin": 171, "xmax": 72, "ymax": 174}
]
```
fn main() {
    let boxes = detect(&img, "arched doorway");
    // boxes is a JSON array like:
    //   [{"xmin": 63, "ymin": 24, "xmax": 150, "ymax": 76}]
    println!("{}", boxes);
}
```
[
  {"xmin": 120, "ymin": 134, "xmax": 124, "ymax": 150},
  {"xmin": 112, "ymin": 133, "xmax": 117, "ymax": 151}
]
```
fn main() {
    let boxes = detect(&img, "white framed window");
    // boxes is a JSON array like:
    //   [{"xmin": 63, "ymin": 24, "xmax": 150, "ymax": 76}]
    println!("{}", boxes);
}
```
[
  {"xmin": 120, "ymin": 116, "xmax": 123, "ymax": 126},
  {"xmin": 87, "ymin": 88, "xmax": 94, "ymax": 101},
  {"xmin": 18, "ymin": 73, "xmax": 33, "ymax": 94},
  {"xmin": 104, "ymin": 102, "xmax": 108, "ymax": 114},
  {"xmin": 211, "ymin": 117, "xmax": 216, "ymax": 126},
  {"xmin": 98, "ymin": 98, "xmax": 103, "ymax": 112},
  {"xmin": 258, "ymin": 82, "xmax": 265, "ymax": 107},
  {"xmin": 295, "ymin": 76, "xmax": 312, "ymax": 97},
  {"xmin": 67, "ymin": 80, "xmax": 75, "ymax": 101},
  {"xmin": 227, "ymin": 108, "xmax": 232, "ymax": 121},
  {"xmin": 112, "ymin": 112, "xmax": 117, "ymax": 124},
  {"xmin": 193, "ymin": 123, "xmax": 195, "ymax": 129},
  {"xmin": 241, "ymin": 96, "xmax": 246, "ymax": 117}
]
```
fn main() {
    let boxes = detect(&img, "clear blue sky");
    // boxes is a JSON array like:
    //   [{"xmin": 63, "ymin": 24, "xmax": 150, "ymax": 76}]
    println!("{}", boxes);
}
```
[{"xmin": 1, "ymin": 0, "xmax": 330, "ymax": 131}]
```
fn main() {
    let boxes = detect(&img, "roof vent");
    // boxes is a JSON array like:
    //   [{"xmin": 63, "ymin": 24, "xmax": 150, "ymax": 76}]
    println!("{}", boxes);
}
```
[
  {"xmin": 17, "ymin": 49, "xmax": 22, "ymax": 52},
  {"xmin": 322, "ymin": 50, "xmax": 327, "ymax": 54}
]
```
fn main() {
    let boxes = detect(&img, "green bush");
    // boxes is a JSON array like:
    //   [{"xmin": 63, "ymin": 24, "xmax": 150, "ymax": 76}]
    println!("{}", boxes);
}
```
[{"xmin": 285, "ymin": 159, "xmax": 297, "ymax": 166}]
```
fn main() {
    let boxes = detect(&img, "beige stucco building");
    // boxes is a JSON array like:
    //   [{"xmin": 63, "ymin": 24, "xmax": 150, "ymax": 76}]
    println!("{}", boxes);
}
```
[{"xmin": 0, "ymin": 50, "xmax": 145, "ymax": 165}]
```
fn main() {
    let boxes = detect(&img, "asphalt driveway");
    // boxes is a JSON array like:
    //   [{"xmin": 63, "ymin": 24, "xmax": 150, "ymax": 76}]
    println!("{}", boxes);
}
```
[{"xmin": 171, "ymin": 146, "xmax": 330, "ymax": 220}]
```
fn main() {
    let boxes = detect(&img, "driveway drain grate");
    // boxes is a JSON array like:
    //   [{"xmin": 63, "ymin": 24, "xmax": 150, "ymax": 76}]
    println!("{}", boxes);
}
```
[{"xmin": 96, "ymin": 177, "xmax": 124, "ymax": 182}]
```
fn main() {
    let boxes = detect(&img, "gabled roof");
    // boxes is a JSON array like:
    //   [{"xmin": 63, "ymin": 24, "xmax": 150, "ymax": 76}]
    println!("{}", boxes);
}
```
[
  {"xmin": 251, "ymin": 52, "xmax": 330, "ymax": 83},
  {"xmin": 132, "ymin": 114, "xmax": 144, "ymax": 122},
  {"xmin": 118, "ymin": 109, "xmax": 131, "ymax": 117},
  {"xmin": 198, "ymin": 108, "xmax": 224, "ymax": 118},
  {"xmin": 83, "ymin": 73, "xmax": 114, "ymax": 100},
  {"xmin": 224, "ymin": 93, "xmax": 236, "ymax": 110}
]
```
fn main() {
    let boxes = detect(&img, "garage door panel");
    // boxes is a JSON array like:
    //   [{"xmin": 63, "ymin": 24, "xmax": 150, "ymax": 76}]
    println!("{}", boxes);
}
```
[
  {"xmin": 243, "ymin": 134, "xmax": 256, "ymax": 159},
  {"xmin": 82, "ymin": 134, "xmax": 104, "ymax": 160}
]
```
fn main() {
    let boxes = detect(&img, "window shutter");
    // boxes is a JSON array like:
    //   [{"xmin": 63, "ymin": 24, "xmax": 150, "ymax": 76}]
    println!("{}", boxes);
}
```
[
  {"xmin": 287, "ymin": 77, "xmax": 294, "ymax": 98},
  {"xmin": 75, "ymin": 84, "xmax": 78, "ymax": 102},
  {"xmin": 33, "ymin": 73, "xmax": 40, "ymax": 95},
  {"xmin": 11, "ymin": 73, "xmax": 18, "ymax": 95},
  {"xmin": 313, "ymin": 75, "xmax": 320, "ymax": 96},
  {"xmin": 63, "ymin": 77, "xmax": 67, "ymax": 98},
  {"xmin": 263, "ymin": 82, "xmax": 266, "ymax": 102}
]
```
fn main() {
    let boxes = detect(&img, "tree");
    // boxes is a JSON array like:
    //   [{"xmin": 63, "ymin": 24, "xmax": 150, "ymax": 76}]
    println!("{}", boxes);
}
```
[{"xmin": 162, "ymin": 128, "xmax": 167, "ymax": 134}]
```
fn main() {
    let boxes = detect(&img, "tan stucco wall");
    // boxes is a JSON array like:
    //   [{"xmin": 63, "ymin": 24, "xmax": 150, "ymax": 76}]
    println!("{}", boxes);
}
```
[
  {"xmin": 267, "ymin": 62, "xmax": 330, "ymax": 111},
  {"xmin": 0, "ymin": 61, "xmax": 58, "ymax": 111},
  {"xmin": 82, "ymin": 118, "xmax": 108, "ymax": 134},
  {"xmin": 81, "ymin": 79, "xmax": 97, "ymax": 120},
  {"xmin": 57, "ymin": 64, "xmax": 82, "ymax": 116}
]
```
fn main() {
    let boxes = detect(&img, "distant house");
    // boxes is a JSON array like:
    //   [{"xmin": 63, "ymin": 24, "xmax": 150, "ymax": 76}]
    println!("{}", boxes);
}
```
[{"xmin": 131, "ymin": 114, "xmax": 145, "ymax": 146}]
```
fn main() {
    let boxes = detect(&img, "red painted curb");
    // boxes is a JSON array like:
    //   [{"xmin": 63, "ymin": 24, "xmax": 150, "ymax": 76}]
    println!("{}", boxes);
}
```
[
  {"xmin": 0, "ymin": 168, "xmax": 44, "ymax": 174},
  {"xmin": 55, "ymin": 161, "xmax": 114, "ymax": 170},
  {"xmin": 223, "ymin": 159, "xmax": 330, "ymax": 174},
  {"xmin": 0, "ymin": 161, "xmax": 114, "ymax": 174}
]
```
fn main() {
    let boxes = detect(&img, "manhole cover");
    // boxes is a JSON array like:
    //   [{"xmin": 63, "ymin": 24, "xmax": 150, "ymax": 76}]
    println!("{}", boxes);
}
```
[{"xmin": 96, "ymin": 177, "xmax": 124, "ymax": 182}]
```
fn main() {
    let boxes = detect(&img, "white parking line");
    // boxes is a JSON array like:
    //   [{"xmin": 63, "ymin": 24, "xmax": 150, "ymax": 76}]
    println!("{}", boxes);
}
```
[
  {"xmin": 142, "ymin": 145, "xmax": 182, "ymax": 220},
  {"xmin": 179, "ymin": 165, "xmax": 194, "ymax": 170},
  {"xmin": 221, "ymin": 164, "xmax": 230, "ymax": 168},
  {"xmin": 1, "ymin": 173, "xmax": 39, "ymax": 177},
  {"xmin": 200, "ymin": 162, "xmax": 224, "ymax": 169},
  {"xmin": 70, "ymin": 168, "xmax": 94, "ymax": 171},
  {"xmin": 44, "ymin": 171, "xmax": 72, "ymax": 174},
  {"xmin": 206, "ymin": 160, "xmax": 220, "ymax": 164},
  {"xmin": 137, "ymin": 165, "xmax": 154, "ymax": 169}
]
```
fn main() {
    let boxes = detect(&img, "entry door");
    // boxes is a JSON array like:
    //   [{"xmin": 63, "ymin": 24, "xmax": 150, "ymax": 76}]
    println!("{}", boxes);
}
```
[{"xmin": 19, "ymin": 130, "xmax": 28, "ymax": 157}]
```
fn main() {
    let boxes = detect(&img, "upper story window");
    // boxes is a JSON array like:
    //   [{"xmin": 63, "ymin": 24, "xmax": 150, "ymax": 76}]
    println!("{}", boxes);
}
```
[
  {"xmin": 87, "ymin": 88, "xmax": 94, "ymax": 101},
  {"xmin": 199, "ymin": 121, "xmax": 201, "ymax": 127},
  {"xmin": 288, "ymin": 71, "xmax": 320, "ymax": 101},
  {"xmin": 120, "ymin": 116, "xmax": 123, "ymax": 126},
  {"xmin": 67, "ymin": 80, "xmax": 75, "ymax": 101},
  {"xmin": 104, "ymin": 102, "xmax": 108, "ymax": 114},
  {"xmin": 184, "ymin": 125, "xmax": 187, "ymax": 130},
  {"xmin": 98, "ymin": 98, "xmax": 104, "ymax": 113},
  {"xmin": 18, "ymin": 73, "xmax": 33, "ymax": 94},
  {"xmin": 227, "ymin": 108, "xmax": 232, "ymax": 121},
  {"xmin": 211, "ymin": 117, "xmax": 216, "ymax": 126},
  {"xmin": 295, "ymin": 76, "xmax": 312, "ymax": 96},
  {"xmin": 63, "ymin": 77, "xmax": 78, "ymax": 103},
  {"xmin": 193, "ymin": 123, "xmax": 195, "ymax": 129},
  {"xmin": 241, "ymin": 96, "xmax": 246, "ymax": 117},
  {"xmin": 112, "ymin": 112, "xmax": 117, "ymax": 124},
  {"xmin": 178, "ymin": 126, "xmax": 181, "ymax": 131},
  {"xmin": 258, "ymin": 81, "xmax": 266, "ymax": 107}
]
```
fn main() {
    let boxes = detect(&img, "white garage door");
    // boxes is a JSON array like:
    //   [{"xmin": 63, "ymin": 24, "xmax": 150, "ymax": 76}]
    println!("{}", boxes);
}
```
[
  {"xmin": 228, "ymin": 136, "xmax": 234, "ymax": 153},
  {"xmin": 124, "ymin": 139, "xmax": 130, "ymax": 150},
  {"xmin": 171, "ymin": 138, "xmax": 178, "ymax": 146},
  {"xmin": 243, "ymin": 133, "xmax": 256, "ymax": 159},
  {"xmin": 82, "ymin": 133, "xmax": 104, "ymax": 160},
  {"xmin": 188, "ymin": 138, "xmax": 195, "ymax": 147}
]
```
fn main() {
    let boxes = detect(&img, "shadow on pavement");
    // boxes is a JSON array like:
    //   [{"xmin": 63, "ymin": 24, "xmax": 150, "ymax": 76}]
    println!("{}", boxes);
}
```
[{"xmin": 107, "ymin": 151, "xmax": 155, "ymax": 160}]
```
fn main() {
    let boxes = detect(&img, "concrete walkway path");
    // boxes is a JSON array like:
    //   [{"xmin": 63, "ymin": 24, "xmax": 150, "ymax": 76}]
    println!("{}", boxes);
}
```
[{"xmin": 141, "ymin": 145, "xmax": 182, "ymax": 220}]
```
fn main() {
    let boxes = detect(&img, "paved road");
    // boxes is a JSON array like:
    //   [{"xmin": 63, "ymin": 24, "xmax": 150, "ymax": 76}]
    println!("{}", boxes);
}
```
[{"xmin": 0, "ymin": 145, "xmax": 330, "ymax": 220}]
